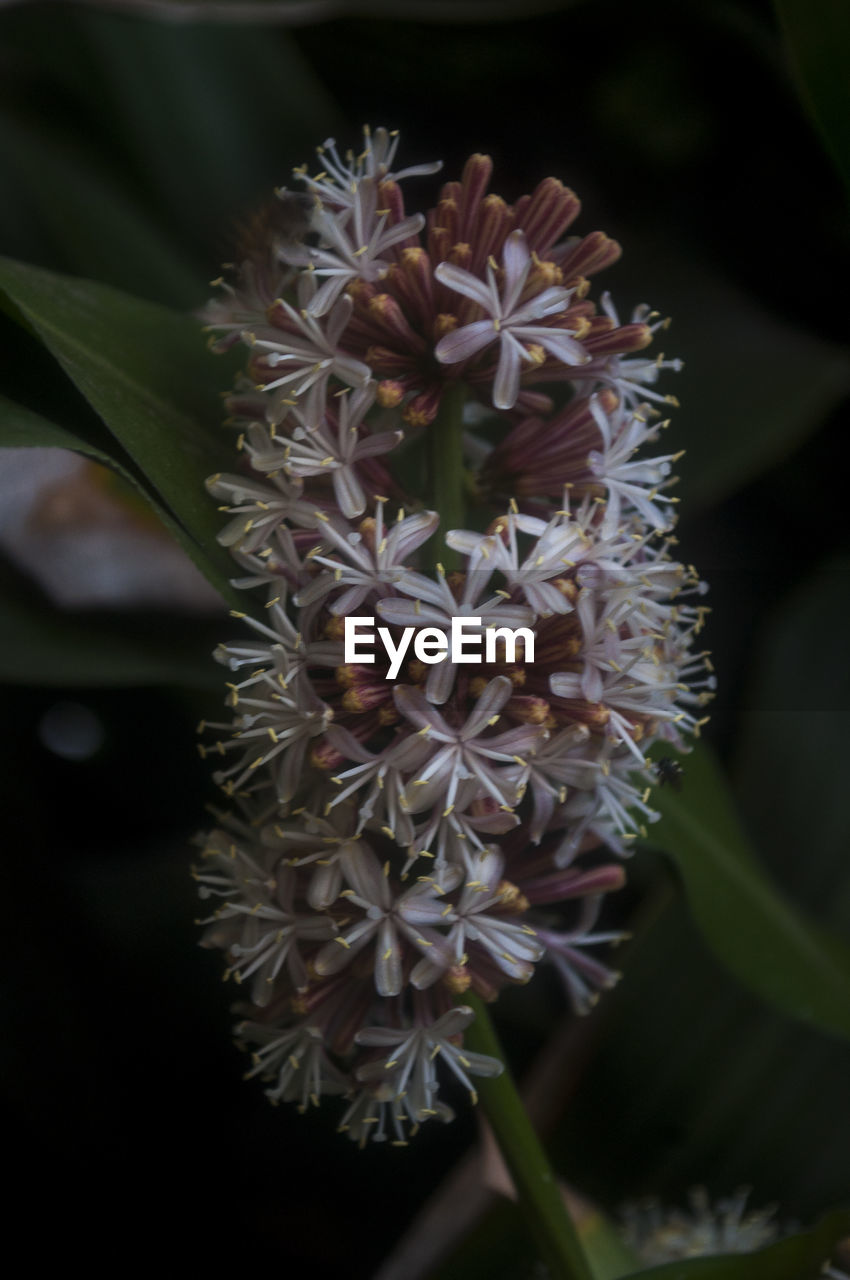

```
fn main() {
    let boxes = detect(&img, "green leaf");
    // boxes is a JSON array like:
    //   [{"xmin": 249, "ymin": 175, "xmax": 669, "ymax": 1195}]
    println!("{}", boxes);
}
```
[
  {"xmin": 0, "ymin": 391, "xmax": 217, "ymax": 557},
  {"xmin": 0, "ymin": 393, "xmax": 112, "ymax": 456},
  {"xmin": 427, "ymin": 1200, "xmax": 529, "ymax": 1280},
  {"xmin": 580, "ymin": 1212, "xmax": 644, "ymax": 1280},
  {"xmin": 646, "ymin": 740, "xmax": 850, "ymax": 1041},
  {"xmin": 733, "ymin": 556, "xmax": 850, "ymax": 925},
  {"xmin": 774, "ymin": 0, "xmax": 850, "ymax": 193},
  {"xmin": 0, "ymin": 591, "xmax": 221, "ymax": 690},
  {"xmin": 622, "ymin": 1207, "xmax": 850, "ymax": 1279},
  {"xmin": 0, "ymin": 392, "xmax": 173, "ymax": 512},
  {"xmin": 0, "ymin": 111, "xmax": 201, "ymax": 309},
  {"xmin": 0, "ymin": 397, "xmax": 225, "ymax": 687},
  {"xmin": 0, "ymin": 258, "xmax": 246, "ymax": 611},
  {"xmin": 80, "ymin": 13, "xmax": 339, "ymax": 241},
  {"xmin": 425, "ymin": 1196, "xmax": 641, "ymax": 1280}
]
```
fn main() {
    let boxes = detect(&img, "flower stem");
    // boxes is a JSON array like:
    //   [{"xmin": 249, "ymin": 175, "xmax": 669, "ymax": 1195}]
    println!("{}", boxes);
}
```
[
  {"xmin": 464, "ymin": 993, "xmax": 595, "ymax": 1280},
  {"xmin": 429, "ymin": 380, "xmax": 468, "ymax": 572}
]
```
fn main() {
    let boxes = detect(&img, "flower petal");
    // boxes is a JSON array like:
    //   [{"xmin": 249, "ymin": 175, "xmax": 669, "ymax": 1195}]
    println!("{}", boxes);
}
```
[
  {"xmin": 434, "ymin": 262, "xmax": 494, "ymax": 311},
  {"xmin": 492, "ymin": 333, "xmax": 524, "ymax": 410},
  {"xmin": 501, "ymin": 229, "xmax": 531, "ymax": 315},
  {"xmin": 461, "ymin": 675, "xmax": 513, "ymax": 739},
  {"xmin": 435, "ymin": 319, "xmax": 498, "ymax": 366}
]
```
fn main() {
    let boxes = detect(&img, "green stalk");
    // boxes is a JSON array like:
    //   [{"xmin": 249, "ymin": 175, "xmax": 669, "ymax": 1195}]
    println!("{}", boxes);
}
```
[
  {"xmin": 428, "ymin": 387, "xmax": 591, "ymax": 1278},
  {"xmin": 463, "ymin": 993, "xmax": 595, "ymax": 1280},
  {"xmin": 428, "ymin": 380, "xmax": 468, "ymax": 572}
]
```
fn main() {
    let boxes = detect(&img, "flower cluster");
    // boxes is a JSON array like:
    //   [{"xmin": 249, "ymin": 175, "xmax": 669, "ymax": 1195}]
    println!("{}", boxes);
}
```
[
  {"xmin": 195, "ymin": 126, "xmax": 712, "ymax": 1144},
  {"xmin": 621, "ymin": 1189, "xmax": 782, "ymax": 1264},
  {"xmin": 622, "ymin": 1188, "xmax": 849, "ymax": 1276}
]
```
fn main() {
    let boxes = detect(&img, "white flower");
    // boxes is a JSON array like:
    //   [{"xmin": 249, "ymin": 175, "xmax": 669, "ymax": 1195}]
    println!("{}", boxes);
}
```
[
  {"xmin": 622, "ymin": 1188, "xmax": 782, "ymax": 1264},
  {"xmin": 262, "ymin": 809, "xmax": 361, "ymax": 911},
  {"xmin": 447, "ymin": 507, "xmax": 585, "ymax": 618},
  {"xmin": 338, "ymin": 1078, "xmax": 449, "ymax": 1147},
  {"xmin": 586, "ymin": 393, "xmax": 680, "ymax": 534},
  {"xmin": 377, "ymin": 560, "xmax": 533, "ymax": 704},
  {"xmin": 294, "ymin": 125, "xmax": 442, "ymax": 211},
  {"xmin": 410, "ymin": 800, "xmax": 519, "ymax": 873},
  {"xmin": 393, "ymin": 677, "xmax": 545, "ymax": 814},
  {"xmin": 355, "ymin": 1006, "xmax": 503, "ymax": 1112},
  {"xmin": 552, "ymin": 752, "xmax": 659, "ymax": 864},
  {"xmin": 294, "ymin": 502, "xmax": 439, "ymax": 613},
  {"xmin": 206, "ymin": 662, "xmax": 332, "ymax": 804},
  {"xmin": 410, "ymin": 847, "xmax": 544, "ymax": 988},
  {"xmin": 277, "ymin": 382, "xmax": 403, "ymax": 519},
  {"xmin": 507, "ymin": 723, "xmax": 595, "ymax": 843},
  {"xmin": 548, "ymin": 547, "xmax": 710, "ymax": 766},
  {"xmin": 195, "ymin": 840, "xmax": 334, "ymax": 1004},
  {"xmin": 205, "ymin": 463, "xmax": 317, "ymax": 554},
  {"xmin": 577, "ymin": 293, "xmax": 684, "ymax": 410},
  {"xmin": 281, "ymin": 180, "xmax": 426, "ymax": 318},
  {"xmin": 239, "ymin": 1021, "xmax": 349, "ymax": 1109},
  {"xmin": 312, "ymin": 842, "xmax": 460, "ymax": 997},
  {"xmin": 535, "ymin": 894, "xmax": 626, "ymax": 1014},
  {"xmin": 434, "ymin": 229, "xmax": 588, "ymax": 409},
  {"xmin": 318, "ymin": 724, "xmax": 418, "ymax": 847},
  {"xmin": 245, "ymin": 273, "xmax": 372, "ymax": 423}
]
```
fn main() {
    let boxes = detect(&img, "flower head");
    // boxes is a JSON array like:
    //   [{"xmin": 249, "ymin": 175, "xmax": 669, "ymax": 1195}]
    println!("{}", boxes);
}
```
[
  {"xmin": 197, "ymin": 126, "xmax": 710, "ymax": 1141},
  {"xmin": 621, "ymin": 1189, "xmax": 782, "ymax": 1265}
]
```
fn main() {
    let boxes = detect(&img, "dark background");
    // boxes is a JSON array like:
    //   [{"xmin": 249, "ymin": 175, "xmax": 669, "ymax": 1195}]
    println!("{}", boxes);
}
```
[{"xmin": 1, "ymin": 1, "xmax": 849, "ymax": 1274}]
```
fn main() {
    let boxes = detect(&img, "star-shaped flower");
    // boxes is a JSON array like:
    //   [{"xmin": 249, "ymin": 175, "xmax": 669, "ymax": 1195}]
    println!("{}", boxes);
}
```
[{"xmin": 434, "ymin": 229, "xmax": 589, "ymax": 409}]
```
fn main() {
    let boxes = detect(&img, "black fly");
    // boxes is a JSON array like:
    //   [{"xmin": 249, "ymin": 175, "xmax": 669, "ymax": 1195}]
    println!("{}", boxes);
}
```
[{"xmin": 655, "ymin": 757, "xmax": 684, "ymax": 791}]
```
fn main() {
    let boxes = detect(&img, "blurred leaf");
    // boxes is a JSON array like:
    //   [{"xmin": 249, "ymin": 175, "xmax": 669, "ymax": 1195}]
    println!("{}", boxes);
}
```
[
  {"xmin": 0, "ymin": 560, "xmax": 220, "ymax": 688},
  {"xmin": 558, "ymin": 862, "xmax": 850, "ymax": 1213},
  {"xmin": 352, "ymin": 0, "xmax": 582, "ymax": 16},
  {"xmin": 80, "ymin": 12, "xmax": 339, "ymax": 243},
  {"xmin": 602, "ymin": 553, "xmax": 850, "ymax": 1210},
  {"xmin": 674, "ymin": 280, "xmax": 850, "ymax": 512},
  {"xmin": 0, "ymin": 0, "xmax": 581, "ymax": 25},
  {"xmin": 614, "ymin": 247, "xmax": 850, "ymax": 512},
  {"xmin": 0, "ymin": 392, "xmax": 182, "ymax": 522},
  {"xmin": 775, "ymin": 0, "xmax": 850, "ymax": 193},
  {"xmin": 391, "ymin": 1188, "xmax": 640, "ymax": 1280},
  {"xmin": 418, "ymin": 1189, "xmax": 849, "ymax": 1280},
  {"xmin": 0, "ymin": 111, "xmax": 201, "ymax": 308},
  {"xmin": 428, "ymin": 1200, "xmax": 529, "ymax": 1280},
  {"xmin": 647, "ymin": 740, "xmax": 850, "ymax": 1041},
  {"xmin": 733, "ymin": 556, "xmax": 850, "ymax": 921},
  {"xmin": 621, "ymin": 1207, "xmax": 850, "ymax": 1278},
  {"xmin": 0, "ymin": 392, "xmax": 220, "ymax": 564},
  {"xmin": 0, "ymin": 598, "xmax": 220, "ymax": 688},
  {"xmin": 0, "ymin": 393, "xmax": 115, "ymax": 456},
  {"xmin": 581, "ymin": 1210, "xmax": 644, "ymax": 1280},
  {"xmin": 0, "ymin": 258, "xmax": 245, "ymax": 610}
]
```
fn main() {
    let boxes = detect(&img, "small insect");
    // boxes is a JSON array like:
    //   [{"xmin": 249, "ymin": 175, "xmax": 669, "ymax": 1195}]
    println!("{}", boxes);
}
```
[
  {"xmin": 233, "ymin": 191, "xmax": 317, "ymax": 264},
  {"xmin": 269, "ymin": 189, "xmax": 319, "ymax": 245},
  {"xmin": 654, "ymin": 757, "xmax": 684, "ymax": 790}
]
